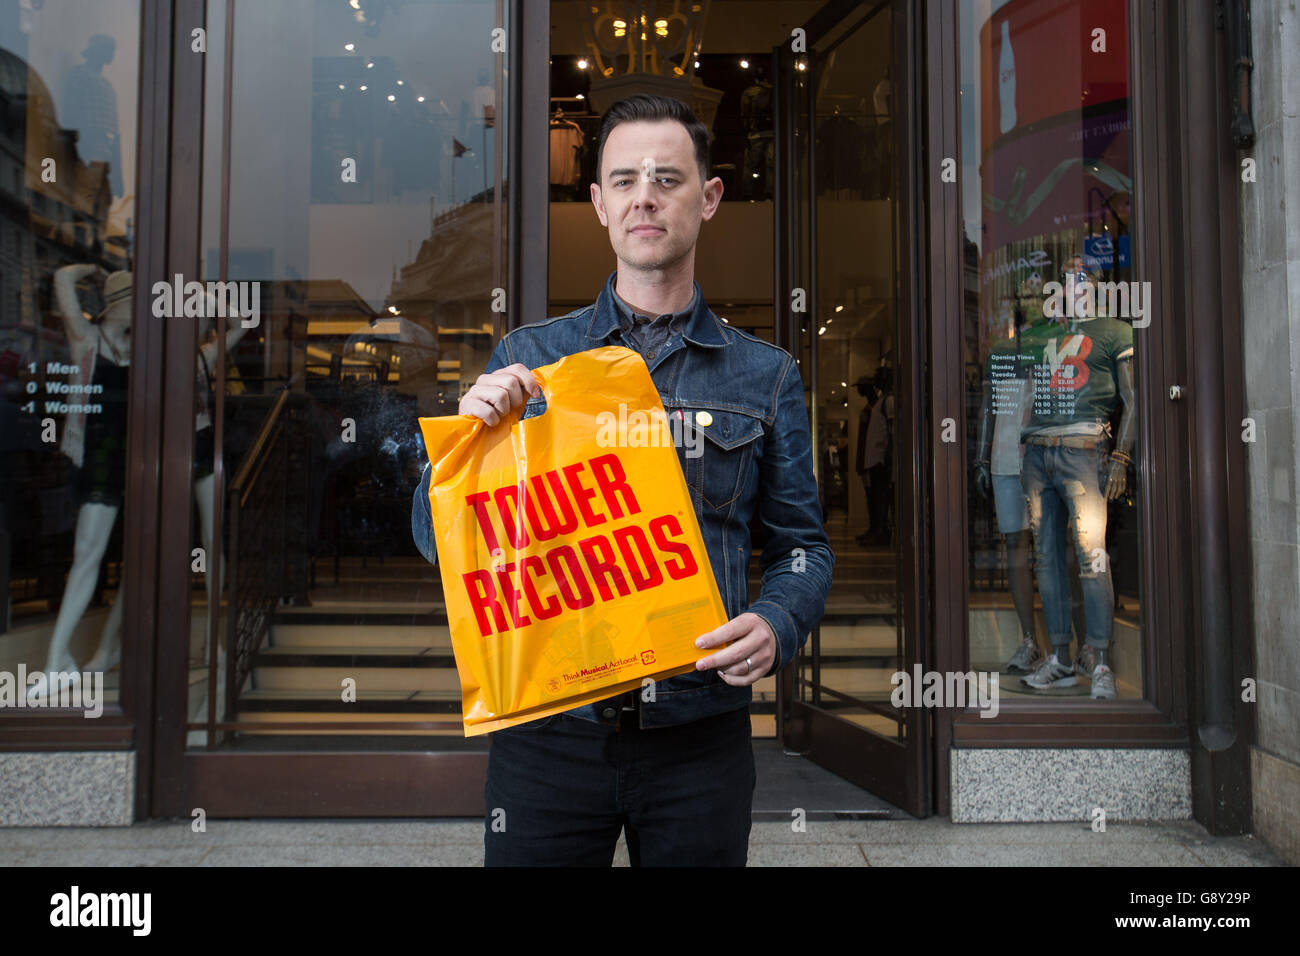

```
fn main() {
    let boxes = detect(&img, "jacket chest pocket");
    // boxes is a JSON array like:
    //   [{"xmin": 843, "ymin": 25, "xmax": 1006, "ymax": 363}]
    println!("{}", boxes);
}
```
[{"xmin": 683, "ymin": 407, "xmax": 765, "ymax": 512}]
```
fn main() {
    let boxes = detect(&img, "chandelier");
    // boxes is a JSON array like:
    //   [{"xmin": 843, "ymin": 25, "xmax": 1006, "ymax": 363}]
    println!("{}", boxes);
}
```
[{"xmin": 575, "ymin": 1, "xmax": 722, "ymax": 130}]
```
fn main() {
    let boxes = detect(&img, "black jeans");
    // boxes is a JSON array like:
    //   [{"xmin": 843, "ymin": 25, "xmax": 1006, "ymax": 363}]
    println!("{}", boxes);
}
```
[
  {"xmin": 866, "ymin": 463, "xmax": 892, "ymax": 541},
  {"xmin": 483, "ymin": 705, "xmax": 755, "ymax": 866}
]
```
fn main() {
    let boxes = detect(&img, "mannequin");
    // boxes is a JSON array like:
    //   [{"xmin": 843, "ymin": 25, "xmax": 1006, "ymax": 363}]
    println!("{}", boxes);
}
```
[
  {"xmin": 82, "ymin": 312, "xmax": 250, "ymax": 673},
  {"xmin": 1017, "ymin": 260, "xmax": 1136, "ymax": 699},
  {"xmin": 31, "ymin": 264, "xmax": 132, "ymax": 697},
  {"xmin": 974, "ymin": 301, "xmax": 1087, "ymax": 672},
  {"xmin": 854, "ymin": 365, "xmax": 894, "ymax": 547}
]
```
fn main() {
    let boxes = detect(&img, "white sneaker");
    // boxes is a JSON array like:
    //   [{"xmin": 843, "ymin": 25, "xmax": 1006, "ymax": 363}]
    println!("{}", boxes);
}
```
[{"xmin": 1020, "ymin": 654, "xmax": 1078, "ymax": 690}]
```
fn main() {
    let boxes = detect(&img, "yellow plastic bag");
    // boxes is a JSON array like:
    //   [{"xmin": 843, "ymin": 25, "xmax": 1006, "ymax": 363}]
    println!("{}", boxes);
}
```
[{"xmin": 418, "ymin": 345, "xmax": 727, "ymax": 736}]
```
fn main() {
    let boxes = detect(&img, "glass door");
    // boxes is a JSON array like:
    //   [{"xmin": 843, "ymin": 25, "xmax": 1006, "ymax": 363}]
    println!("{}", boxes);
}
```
[
  {"xmin": 150, "ymin": 0, "xmax": 522, "ymax": 817},
  {"xmin": 775, "ymin": 0, "xmax": 928, "ymax": 816}
]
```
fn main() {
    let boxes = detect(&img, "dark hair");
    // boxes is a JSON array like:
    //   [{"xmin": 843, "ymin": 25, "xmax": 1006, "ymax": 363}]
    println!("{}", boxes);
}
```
[{"xmin": 593, "ymin": 94, "xmax": 711, "ymax": 187}]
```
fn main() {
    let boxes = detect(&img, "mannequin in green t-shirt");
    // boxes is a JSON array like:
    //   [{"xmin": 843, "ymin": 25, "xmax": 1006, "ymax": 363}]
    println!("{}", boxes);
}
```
[
  {"xmin": 1015, "ymin": 266, "xmax": 1137, "ymax": 700},
  {"xmin": 974, "ymin": 302, "xmax": 1086, "ymax": 675}
]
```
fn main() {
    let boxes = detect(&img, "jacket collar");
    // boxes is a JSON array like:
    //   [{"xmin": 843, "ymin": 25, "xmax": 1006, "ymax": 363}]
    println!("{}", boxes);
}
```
[{"xmin": 585, "ymin": 271, "xmax": 727, "ymax": 349}]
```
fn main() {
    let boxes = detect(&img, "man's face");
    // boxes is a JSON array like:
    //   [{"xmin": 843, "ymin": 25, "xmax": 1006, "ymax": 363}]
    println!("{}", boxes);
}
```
[{"xmin": 590, "ymin": 120, "xmax": 722, "ymax": 272}]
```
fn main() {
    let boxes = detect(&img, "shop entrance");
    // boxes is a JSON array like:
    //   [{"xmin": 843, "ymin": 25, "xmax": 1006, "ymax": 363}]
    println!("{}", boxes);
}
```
[
  {"xmin": 147, "ymin": 0, "xmax": 928, "ymax": 820},
  {"xmin": 772, "ymin": 0, "xmax": 929, "ymax": 816}
]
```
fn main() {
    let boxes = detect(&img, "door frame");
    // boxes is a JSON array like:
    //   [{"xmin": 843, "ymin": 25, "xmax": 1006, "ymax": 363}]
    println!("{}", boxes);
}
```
[
  {"xmin": 773, "ymin": 0, "xmax": 931, "ymax": 817},
  {"xmin": 923, "ymin": 0, "xmax": 1253, "ymax": 830},
  {"xmin": 146, "ymin": 0, "xmax": 551, "ymax": 818}
]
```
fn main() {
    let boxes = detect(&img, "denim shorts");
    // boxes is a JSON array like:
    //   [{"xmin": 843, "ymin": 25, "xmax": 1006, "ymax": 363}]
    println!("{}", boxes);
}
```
[{"xmin": 992, "ymin": 473, "xmax": 1028, "ymax": 534}]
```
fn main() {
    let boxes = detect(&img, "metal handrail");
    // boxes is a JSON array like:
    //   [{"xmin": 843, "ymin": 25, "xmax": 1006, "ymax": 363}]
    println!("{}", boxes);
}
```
[
  {"xmin": 224, "ymin": 387, "xmax": 297, "ymax": 725},
  {"xmin": 230, "ymin": 387, "xmax": 290, "ymax": 500}
]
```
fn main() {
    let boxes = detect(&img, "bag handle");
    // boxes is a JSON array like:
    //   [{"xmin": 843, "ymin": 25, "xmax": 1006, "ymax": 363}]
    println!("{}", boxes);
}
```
[{"xmin": 419, "ymin": 346, "xmax": 645, "ymax": 482}]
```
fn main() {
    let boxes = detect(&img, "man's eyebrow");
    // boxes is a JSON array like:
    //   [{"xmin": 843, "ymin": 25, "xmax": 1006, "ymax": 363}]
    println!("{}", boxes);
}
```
[{"xmin": 606, "ymin": 165, "xmax": 687, "ymax": 179}]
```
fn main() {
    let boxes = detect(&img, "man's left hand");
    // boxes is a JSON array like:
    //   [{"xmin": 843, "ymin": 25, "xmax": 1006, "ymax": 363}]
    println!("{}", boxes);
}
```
[{"xmin": 694, "ymin": 613, "xmax": 777, "ymax": 686}]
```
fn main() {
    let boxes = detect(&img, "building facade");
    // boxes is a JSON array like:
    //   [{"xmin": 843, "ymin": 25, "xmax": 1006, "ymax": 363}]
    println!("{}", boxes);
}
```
[{"xmin": 0, "ymin": 0, "xmax": 1293, "ymax": 862}]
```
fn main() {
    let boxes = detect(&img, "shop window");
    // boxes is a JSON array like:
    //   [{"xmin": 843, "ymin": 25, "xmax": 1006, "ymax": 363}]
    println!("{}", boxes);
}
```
[
  {"xmin": 0, "ymin": 1, "xmax": 139, "ymax": 715},
  {"xmin": 961, "ymin": 0, "xmax": 1144, "ymax": 702},
  {"xmin": 186, "ymin": 0, "xmax": 509, "ymax": 746}
]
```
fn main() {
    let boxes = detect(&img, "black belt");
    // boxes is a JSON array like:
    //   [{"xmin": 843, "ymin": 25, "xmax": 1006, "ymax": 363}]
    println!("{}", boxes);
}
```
[
  {"xmin": 594, "ymin": 689, "xmax": 640, "ymax": 730},
  {"xmin": 1024, "ymin": 434, "xmax": 1109, "ymax": 450}
]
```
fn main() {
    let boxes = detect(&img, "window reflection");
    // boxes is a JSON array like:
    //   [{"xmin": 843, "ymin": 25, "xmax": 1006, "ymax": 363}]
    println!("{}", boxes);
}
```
[
  {"xmin": 187, "ymin": 0, "xmax": 508, "ymax": 745},
  {"xmin": 0, "ymin": 0, "xmax": 138, "ymax": 712},
  {"xmin": 547, "ymin": 53, "xmax": 777, "ymax": 203},
  {"xmin": 962, "ymin": 0, "xmax": 1143, "ymax": 701}
]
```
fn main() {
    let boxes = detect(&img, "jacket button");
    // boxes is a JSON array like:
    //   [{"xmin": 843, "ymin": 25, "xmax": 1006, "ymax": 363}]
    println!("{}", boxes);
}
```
[
  {"xmin": 601, "ymin": 707, "xmax": 617, "ymax": 720},
  {"xmin": 647, "ymin": 350, "xmax": 656, "ymax": 360}
]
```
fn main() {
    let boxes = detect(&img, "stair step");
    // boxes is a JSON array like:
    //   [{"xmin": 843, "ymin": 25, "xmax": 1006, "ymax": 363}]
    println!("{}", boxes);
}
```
[
  {"xmin": 273, "ymin": 609, "xmax": 446, "ymax": 624},
  {"xmin": 255, "ymin": 647, "xmax": 455, "ymax": 665},
  {"xmin": 269, "ymin": 623, "xmax": 450, "ymax": 648},
  {"xmin": 252, "ymin": 664, "xmax": 462, "ymax": 692},
  {"xmin": 238, "ymin": 689, "xmax": 462, "ymax": 712}
]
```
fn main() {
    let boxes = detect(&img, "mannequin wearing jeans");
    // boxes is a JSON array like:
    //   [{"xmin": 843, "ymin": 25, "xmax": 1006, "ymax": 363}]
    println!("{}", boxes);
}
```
[
  {"xmin": 975, "ymin": 319, "xmax": 1087, "ymax": 673},
  {"xmin": 1017, "ymin": 289, "xmax": 1136, "ymax": 699}
]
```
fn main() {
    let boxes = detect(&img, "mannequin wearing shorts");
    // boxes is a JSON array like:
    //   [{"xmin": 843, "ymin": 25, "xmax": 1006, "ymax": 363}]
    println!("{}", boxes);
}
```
[{"xmin": 34, "ymin": 266, "xmax": 132, "ymax": 693}]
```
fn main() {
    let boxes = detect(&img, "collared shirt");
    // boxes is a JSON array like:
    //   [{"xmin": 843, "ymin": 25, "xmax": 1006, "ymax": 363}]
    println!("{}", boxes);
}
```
[
  {"xmin": 605, "ymin": 282, "xmax": 698, "ymax": 719},
  {"xmin": 609, "ymin": 282, "xmax": 699, "ymax": 362}
]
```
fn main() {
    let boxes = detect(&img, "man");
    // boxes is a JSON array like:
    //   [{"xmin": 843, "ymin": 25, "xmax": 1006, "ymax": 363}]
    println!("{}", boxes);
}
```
[{"xmin": 411, "ymin": 94, "xmax": 833, "ymax": 866}]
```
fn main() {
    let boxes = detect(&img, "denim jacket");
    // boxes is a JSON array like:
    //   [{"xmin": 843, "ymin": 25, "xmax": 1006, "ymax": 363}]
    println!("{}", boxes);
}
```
[{"xmin": 411, "ymin": 271, "xmax": 834, "ymax": 729}]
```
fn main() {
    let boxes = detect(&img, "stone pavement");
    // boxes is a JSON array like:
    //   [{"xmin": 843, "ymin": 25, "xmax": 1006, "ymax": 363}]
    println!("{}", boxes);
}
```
[{"xmin": 0, "ymin": 817, "xmax": 1284, "ymax": 866}]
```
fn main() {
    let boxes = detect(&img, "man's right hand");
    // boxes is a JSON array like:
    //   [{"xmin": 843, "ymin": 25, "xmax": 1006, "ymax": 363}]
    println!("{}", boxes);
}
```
[{"xmin": 459, "ymin": 362, "xmax": 541, "ymax": 426}]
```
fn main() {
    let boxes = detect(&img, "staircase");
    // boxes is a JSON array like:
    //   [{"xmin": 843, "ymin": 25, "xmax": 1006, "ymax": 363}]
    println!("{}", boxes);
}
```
[
  {"xmin": 231, "ymin": 578, "xmax": 466, "ymax": 735},
  {"xmin": 221, "ymin": 555, "xmax": 782, "ymax": 737}
]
